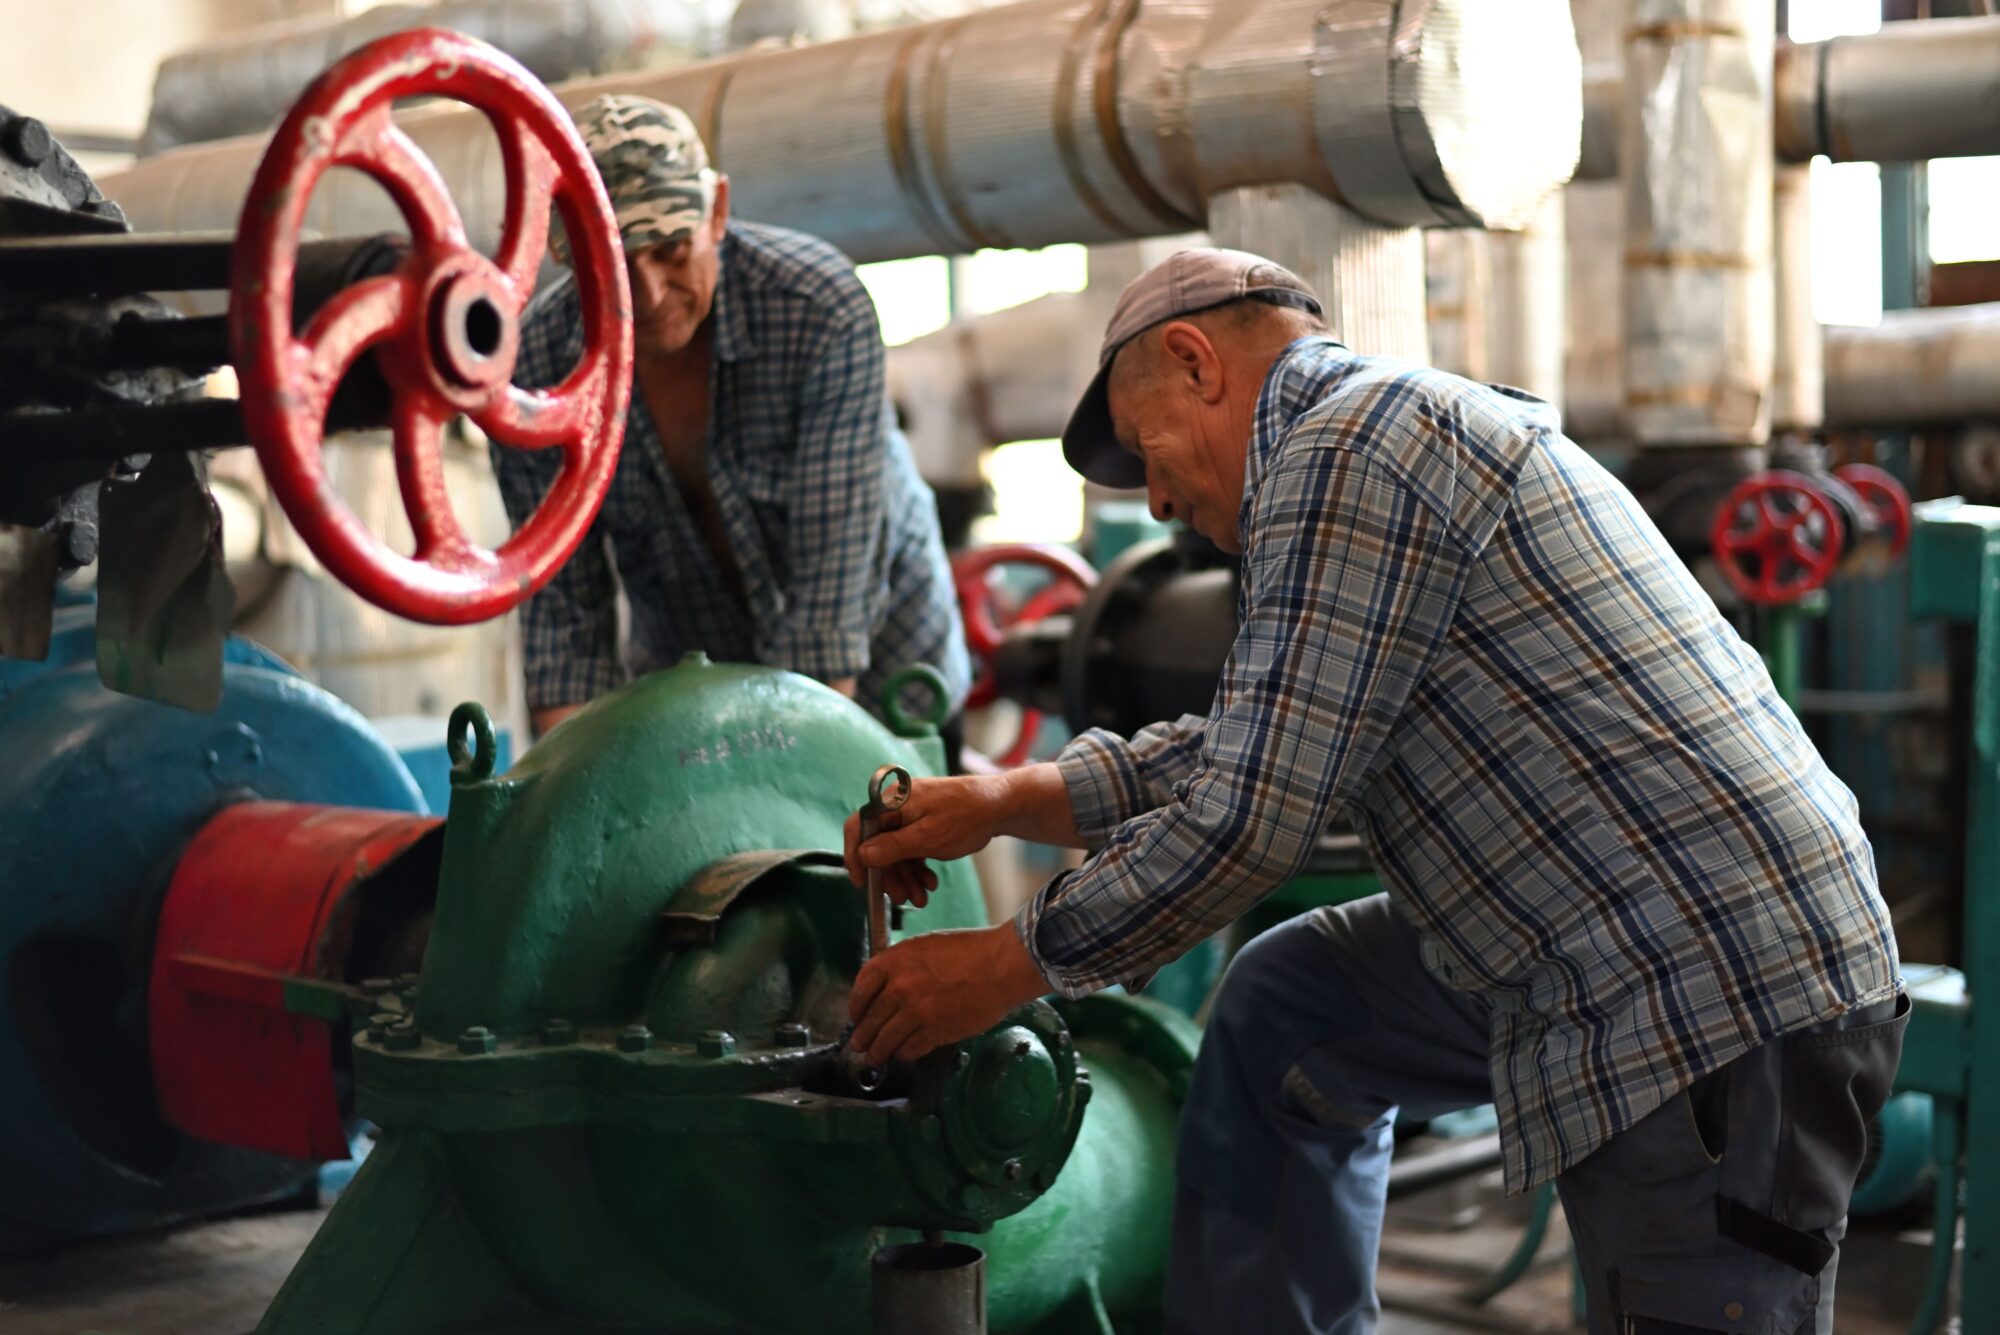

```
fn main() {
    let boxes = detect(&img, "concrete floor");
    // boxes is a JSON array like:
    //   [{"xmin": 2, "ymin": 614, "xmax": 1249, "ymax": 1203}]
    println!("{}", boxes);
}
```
[{"xmin": 0, "ymin": 1182, "xmax": 1954, "ymax": 1334}]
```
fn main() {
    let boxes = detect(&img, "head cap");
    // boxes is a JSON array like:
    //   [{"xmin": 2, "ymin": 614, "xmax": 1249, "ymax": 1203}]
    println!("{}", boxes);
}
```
[
  {"xmin": 552, "ymin": 95, "xmax": 718, "ymax": 265},
  {"xmin": 1061, "ymin": 248, "xmax": 1322, "ymax": 489}
]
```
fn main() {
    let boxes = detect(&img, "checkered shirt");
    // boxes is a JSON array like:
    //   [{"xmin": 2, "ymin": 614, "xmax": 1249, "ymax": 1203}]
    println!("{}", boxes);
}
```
[
  {"xmin": 1020, "ymin": 337, "xmax": 1901, "ymax": 1193},
  {"xmin": 496, "ymin": 221, "xmax": 969, "ymax": 724}
]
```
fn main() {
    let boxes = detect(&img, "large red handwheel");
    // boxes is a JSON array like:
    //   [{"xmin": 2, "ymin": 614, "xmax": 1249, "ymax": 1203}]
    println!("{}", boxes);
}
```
[
  {"xmin": 1709, "ymin": 471, "xmax": 1843, "ymax": 606},
  {"xmin": 229, "ymin": 28, "xmax": 632, "ymax": 625},
  {"xmin": 953, "ymin": 544, "xmax": 1097, "ymax": 767},
  {"xmin": 1833, "ymin": 463, "xmax": 1912, "ymax": 558}
]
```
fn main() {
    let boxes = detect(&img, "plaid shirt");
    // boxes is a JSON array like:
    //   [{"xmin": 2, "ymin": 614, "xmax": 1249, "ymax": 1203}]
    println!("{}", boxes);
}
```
[
  {"xmin": 496, "ymin": 221, "xmax": 969, "ymax": 722},
  {"xmin": 1021, "ymin": 337, "xmax": 1900, "ymax": 1192}
]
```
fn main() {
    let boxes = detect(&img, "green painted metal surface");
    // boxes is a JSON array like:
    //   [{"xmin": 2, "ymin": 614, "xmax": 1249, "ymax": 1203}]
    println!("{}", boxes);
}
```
[
  {"xmin": 259, "ymin": 657, "xmax": 1194, "ymax": 1335},
  {"xmin": 1902, "ymin": 503, "xmax": 1999, "ymax": 1333}
]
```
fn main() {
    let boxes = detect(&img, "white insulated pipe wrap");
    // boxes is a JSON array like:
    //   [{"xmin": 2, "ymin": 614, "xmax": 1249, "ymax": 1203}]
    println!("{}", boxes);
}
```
[
  {"xmin": 1824, "ymin": 304, "xmax": 2000, "ymax": 429},
  {"xmin": 1621, "ymin": 0, "xmax": 1774, "ymax": 447},
  {"xmin": 99, "ymin": 0, "xmax": 1582, "ymax": 271}
]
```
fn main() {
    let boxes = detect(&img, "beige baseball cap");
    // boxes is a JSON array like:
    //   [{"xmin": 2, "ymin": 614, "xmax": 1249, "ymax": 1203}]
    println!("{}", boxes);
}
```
[{"xmin": 1062, "ymin": 248, "xmax": 1323, "ymax": 488}]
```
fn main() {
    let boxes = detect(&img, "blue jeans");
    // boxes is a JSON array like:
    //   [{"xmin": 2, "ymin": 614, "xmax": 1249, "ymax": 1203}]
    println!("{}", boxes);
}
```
[{"xmin": 1166, "ymin": 895, "xmax": 1905, "ymax": 1335}]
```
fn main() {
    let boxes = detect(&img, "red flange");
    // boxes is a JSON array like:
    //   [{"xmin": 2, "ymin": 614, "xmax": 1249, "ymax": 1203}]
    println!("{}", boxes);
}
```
[
  {"xmin": 1710, "ymin": 471, "xmax": 1844, "ymax": 606},
  {"xmin": 148, "ymin": 802, "xmax": 442, "ymax": 1161},
  {"xmin": 953, "ymin": 544, "xmax": 1097, "ymax": 767},
  {"xmin": 1833, "ymin": 463, "xmax": 1913, "ymax": 558},
  {"xmin": 229, "ymin": 28, "xmax": 633, "ymax": 625}
]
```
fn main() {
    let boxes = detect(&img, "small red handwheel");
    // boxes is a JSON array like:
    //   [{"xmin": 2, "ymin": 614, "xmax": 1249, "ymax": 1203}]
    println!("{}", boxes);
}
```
[
  {"xmin": 229, "ymin": 28, "xmax": 632, "ymax": 625},
  {"xmin": 1709, "ymin": 471, "xmax": 1843, "ymax": 606},
  {"xmin": 953, "ymin": 544, "xmax": 1097, "ymax": 767},
  {"xmin": 1833, "ymin": 463, "xmax": 1913, "ymax": 558}
]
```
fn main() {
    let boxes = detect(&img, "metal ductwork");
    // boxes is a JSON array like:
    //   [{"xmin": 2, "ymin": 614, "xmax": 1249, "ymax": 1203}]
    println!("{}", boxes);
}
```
[
  {"xmin": 102, "ymin": 0, "xmax": 1583, "ymax": 276},
  {"xmin": 139, "ymin": 0, "xmax": 740, "ymax": 157},
  {"xmin": 1824, "ymin": 304, "xmax": 2000, "ymax": 429},
  {"xmin": 1577, "ymin": 15, "xmax": 2000, "ymax": 179}
]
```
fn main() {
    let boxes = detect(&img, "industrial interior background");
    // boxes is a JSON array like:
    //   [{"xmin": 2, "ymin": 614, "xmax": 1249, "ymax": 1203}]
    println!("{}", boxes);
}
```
[{"xmin": 0, "ymin": 0, "xmax": 1996, "ymax": 1331}]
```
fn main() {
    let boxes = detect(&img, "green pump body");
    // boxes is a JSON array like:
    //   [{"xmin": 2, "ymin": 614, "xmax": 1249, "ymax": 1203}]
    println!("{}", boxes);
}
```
[{"xmin": 259, "ymin": 656, "xmax": 1194, "ymax": 1335}]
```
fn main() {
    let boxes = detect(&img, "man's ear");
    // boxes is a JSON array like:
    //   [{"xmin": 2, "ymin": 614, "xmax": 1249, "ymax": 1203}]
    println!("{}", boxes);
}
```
[
  {"xmin": 710, "ymin": 175, "xmax": 732, "ymax": 235},
  {"xmin": 1158, "ymin": 321, "xmax": 1225, "ymax": 405}
]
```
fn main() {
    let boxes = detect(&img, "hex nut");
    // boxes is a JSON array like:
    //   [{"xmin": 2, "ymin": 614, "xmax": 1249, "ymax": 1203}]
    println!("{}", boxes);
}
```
[
  {"xmin": 458, "ymin": 1026, "xmax": 497, "ymax": 1055},
  {"xmin": 697, "ymin": 1030, "xmax": 737, "ymax": 1058},
  {"xmin": 617, "ymin": 1024, "xmax": 653, "ymax": 1053},
  {"xmin": 384, "ymin": 1021, "xmax": 421, "ymax": 1051},
  {"xmin": 539, "ymin": 1018, "xmax": 577, "ymax": 1046},
  {"xmin": 775, "ymin": 1022, "xmax": 812, "ymax": 1047}
]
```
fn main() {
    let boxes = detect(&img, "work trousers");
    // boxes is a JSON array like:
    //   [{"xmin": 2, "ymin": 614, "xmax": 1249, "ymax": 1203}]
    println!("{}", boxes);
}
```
[{"xmin": 1166, "ymin": 895, "xmax": 1907, "ymax": 1335}]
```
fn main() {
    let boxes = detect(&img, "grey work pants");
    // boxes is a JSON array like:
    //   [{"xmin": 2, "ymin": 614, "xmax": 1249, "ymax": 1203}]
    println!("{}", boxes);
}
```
[{"xmin": 1166, "ymin": 894, "xmax": 1908, "ymax": 1335}]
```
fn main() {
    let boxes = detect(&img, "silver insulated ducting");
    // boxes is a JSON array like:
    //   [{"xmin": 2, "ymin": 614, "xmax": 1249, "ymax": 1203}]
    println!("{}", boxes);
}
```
[
  {"xmin": 139, "ymin": 0, "xmax": 739, "ymax": 157},
  {"xmin": 1621, "ymin": 0, "xmax": 1774, "ymax": 448},
  {"xmin": 1577, "ymin": 14, "xmax": 2000, "ymax": 180},
  {"xmin": 101, "ymin": 0, "xmax": 1583, "ymax": 269}
]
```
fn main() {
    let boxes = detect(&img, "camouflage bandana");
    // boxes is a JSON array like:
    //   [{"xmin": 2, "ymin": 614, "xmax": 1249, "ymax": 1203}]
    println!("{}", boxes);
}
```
[{"xmin": 550, "ymin": 95, "xmax": 718, "ymax": 266}]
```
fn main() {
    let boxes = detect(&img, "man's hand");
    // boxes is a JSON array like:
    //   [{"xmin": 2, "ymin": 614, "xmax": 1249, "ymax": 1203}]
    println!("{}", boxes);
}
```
[
  {"xmin": 847, "ymin": 924, "xmax": 1048, "ymax": 1065},
  {"xmin": 842, "ymin": 763, "xmax": 1087, "ymax": 909},
  {"xmin": 843, "ymin": 773, "xmax": 1004, "ymax": 908}
]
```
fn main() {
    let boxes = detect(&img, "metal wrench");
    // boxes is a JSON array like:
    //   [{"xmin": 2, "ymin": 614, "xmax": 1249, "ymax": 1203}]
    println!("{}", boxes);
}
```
[{"xmin": 859, "ymin": 763, "xmax": 913, "ymax": 960}]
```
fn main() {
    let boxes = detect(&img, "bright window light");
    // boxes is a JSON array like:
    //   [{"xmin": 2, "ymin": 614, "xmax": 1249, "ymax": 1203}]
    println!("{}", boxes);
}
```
[
  {"xmin": 1928, "ymin": 157, "xmax": 2000, "ymax": 264},
  {"xmin": 1786, "ymin": 0, "xmax": 1880, "ymax": 43},
  {"xmin": 857, "ymin": 256, "xmax": 952, "ymax": 347},
  {"xmin": 1811, "ymin": 159, "xmax": 1882, "ymax": 327},
  {"xmin": 973, "ymin": 440, "xmax": 1084, "ymax": 546},
  {"xmin": 955, "ymin": 245, "xmax": 1089, "ymax": 318}
]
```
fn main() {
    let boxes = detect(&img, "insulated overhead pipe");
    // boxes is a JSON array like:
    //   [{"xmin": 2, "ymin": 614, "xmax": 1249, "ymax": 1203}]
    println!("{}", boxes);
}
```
[
  {"xmin": 1577, "ymin": 15, "xmax": 2000, "ymax": 179},
  {"xmin": 139, "ymin": 0, "xmax": 740, "ymax": 156},
  {"xmin": 1824, "ymin": 304, "xmax": 2000, "ymax": 428},
  {"xmin": 101, "ymin": 0, "xmax": 1583, "ymax": 276}
]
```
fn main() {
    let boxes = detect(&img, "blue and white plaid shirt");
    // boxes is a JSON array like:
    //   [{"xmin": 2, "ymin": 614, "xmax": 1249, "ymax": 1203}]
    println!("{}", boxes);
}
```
[
  {"xmin": 496, "ymin": 221, "xmax": 969, "ymax": 722},
  {"xmin": 1021, "ymin": 337, "xmax": 1900, "ymax": 1192}
]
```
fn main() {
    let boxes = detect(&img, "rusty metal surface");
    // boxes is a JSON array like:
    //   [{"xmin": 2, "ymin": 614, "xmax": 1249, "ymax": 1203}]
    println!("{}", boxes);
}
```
[{"xmin": 660, "ymin": 849, "xmax": 846, "ymax": 946}]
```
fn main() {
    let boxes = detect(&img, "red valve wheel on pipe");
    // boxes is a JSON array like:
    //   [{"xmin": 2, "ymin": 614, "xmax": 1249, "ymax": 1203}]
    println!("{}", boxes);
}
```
[
  {"xmin": 953, "ymin": 544, "xmax": 1097, "ymax": 768},
  {"xmin": 229, "ymin": 28, "xmax": 632, "ymax": 625},
  {"xmin": 1709, "ymin": 471, "xmax": 1844, "ymax": 607},
  {"xmin": 1832, "ymin": 463, "xmax": 1913, "ymax": 558}
]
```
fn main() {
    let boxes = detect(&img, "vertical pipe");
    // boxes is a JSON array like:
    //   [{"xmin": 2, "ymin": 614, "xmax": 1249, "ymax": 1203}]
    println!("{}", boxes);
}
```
[
  {"xmin": 1770, "ymin": 165, "xmax": 1823, "ymax": 435},
  {"xmin": 1485, "ymin": 192, "xmax": 1568, "ymax": 405},
  {"xmin": 1564, "ymin": 0, "xmax": 1630, "ymax": 442},
  {"xmin": 1206, "ymin": 183, "xmax": 1428, "ymax": 364},
  {"xmin": 1423, "ymin": 229, "xmax": 1489, "ymax": 384},
  {"xmin": 1621, "ymin": 0, "xmax": 1776, "ymax": 447}
]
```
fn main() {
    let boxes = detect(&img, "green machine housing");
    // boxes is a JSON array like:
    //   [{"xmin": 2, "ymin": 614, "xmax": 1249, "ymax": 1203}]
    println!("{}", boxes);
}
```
[{"xmin": 252, "ymin": 654, "xmax": 1197, "ymax": 1335}]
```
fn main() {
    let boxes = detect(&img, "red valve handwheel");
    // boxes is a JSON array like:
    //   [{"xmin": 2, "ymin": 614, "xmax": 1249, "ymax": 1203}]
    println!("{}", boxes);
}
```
[
  {"xmin": 1709, "ymin": 471, "xmax": 1843, "ymax": 606},
  {"xmin": 229, "ymin": 28, "xmax": 633, "ymax": 625},
  {"xmin": 1832, "ymin": 463, "xmax": 1913, "ymax": 558},
  {"xmin": 953, "ymin": 544, "xmax": 1097, "ymax": 768}
]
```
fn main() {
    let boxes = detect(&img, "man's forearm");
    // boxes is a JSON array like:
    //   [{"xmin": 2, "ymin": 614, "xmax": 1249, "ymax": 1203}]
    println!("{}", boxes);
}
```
[
  {"xmin": 992, "ymin": 763, "xmax": 1086, "ymax": 849},
  {"xmin": 532, "ymin": 703, "xmax": 585, "ymax": 738}
]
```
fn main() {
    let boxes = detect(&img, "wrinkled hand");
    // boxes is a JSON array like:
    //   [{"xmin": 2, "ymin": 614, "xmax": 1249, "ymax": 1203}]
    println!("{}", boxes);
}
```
[
  {"xmin": 843, "ymin": 773, "xmax": 1005, "ymax": 909},
  {"xmin": 847, "ymin": 923, "xmax": 1049, "ymax": 1065}
]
